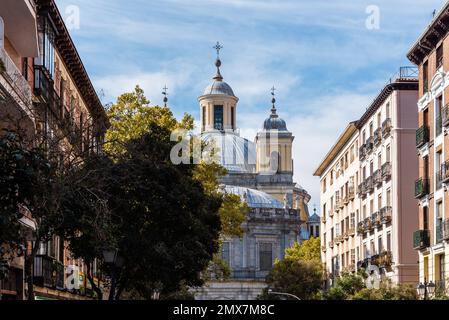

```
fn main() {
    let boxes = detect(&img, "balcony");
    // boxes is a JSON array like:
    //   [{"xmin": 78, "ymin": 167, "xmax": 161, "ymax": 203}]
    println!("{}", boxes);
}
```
[
  {"xmin": 365, "ymin": 176, "xmax": 374, "ymax": 193},
  {"xmin": 436, "ymin": 220, "xmax": 443, "ymax": 244},
  {"xmin": 374, "ymin": 128, "xmax": 382, "ymax": 146},
  {"xmin": 343, "ymin": 231, "xmax": 349, "ymax": 240},
  {"xmin": 348, "ymin": 185, "xmax": 355, "ymax": 200},
  {"xmin": 380, "ymin": 206, "xmax": 392, "ymax": 224},
  {"xmin": 0, "ymin": 0, "xmax": 38, "ymax": 57},
  {"xmin": 373, "ymin": 169, "xmax": 382, "ymax": 186},
  {"xmin": 442, "ymin": 103, "xmax": 449, "ymax": 127},
  {"xmin": 359, "ymin": 144, "xmax": 366, "ymax": 161},
  {"xmin": 33, "ymin": 255, "xmax": 64, "ymax": 290},
  {"xmin": 416, "ymin": 125, "xmax": 429, "ymax": 148},
  {"xmin": 0, "ymin": 46, "xmax": 32, "ymax": 107},
  {"xmin": 379, "ymin": 251, "xmax": 393, "ymax": 268},
  {"xmin": 357, "ymin": 182, "xmax": 366, "ymax": 198},
  {"xmin": 382, "ymin": 118, "xmax": 392, "ymax": 138},
  {"xmin": 444, "ymin": 219, "xmax": 449, "ymax": 241},
  {"xmin": 335, "ymin": 235, "xmax": 344, "ymax": 243},
  {"xmin": 371, "ymin": 212, "xmax": 381, "ymax": 228},
  {"xmin": 336, "ymin": 198, "xmax": 343, "ymax": 210},
  {"xmin": 329, "ymin": 241, "xmax": 334, "ymax": 248},
  {"xmin": 414, "ymin": 178, "xmax": 429, "ymax": 199},
  {"xmin": 364, "ymin": 217, "xmax": 373, "ymax": 231},
  {"xmin": 436, "ymin": 169, "xmax": 444, "ymax": 190},
  {"xmin": 365, "ymin": 137, "xmax": 374, "ymax": 154},
  {"xmin": 357, "ymin": 221, "xmax": 365, "ymax": 234},
  {"xmin": 413, "ymin": 230, "xmax": 430, "ymax": 250},
  {"xmin": 442, "ymin": 161, "xmax": 449, "ymax": 183},
  {"xmin": 381, "ymin": 162, "xmax": 392, "ymax": 181}
]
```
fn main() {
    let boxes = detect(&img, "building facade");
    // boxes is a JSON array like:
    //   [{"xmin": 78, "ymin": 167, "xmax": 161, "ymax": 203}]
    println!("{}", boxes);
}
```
[
  {"xmin": 407, "ymin": 0, "xmax": 449, "ymax": 295},
  {"xmin": 0, "ymin": 0, "xmax": 108, "ymax": 300},
  {"xmin": 315, "ymin": 69, "xmax": 419, "ymax": 286},
  {"xmin": 194, "ymin": 51, "xmax": 312, "ymax": 300}
]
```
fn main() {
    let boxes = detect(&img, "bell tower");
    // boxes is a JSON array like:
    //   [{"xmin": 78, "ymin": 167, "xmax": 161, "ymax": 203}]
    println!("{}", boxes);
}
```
[
  {"xmin": 198, "ymin": 42, "xmax": 239, "ymax": 133},
  {"xmin": 256, "ymin": 88, "xmax": 294, "ymax": 175}
]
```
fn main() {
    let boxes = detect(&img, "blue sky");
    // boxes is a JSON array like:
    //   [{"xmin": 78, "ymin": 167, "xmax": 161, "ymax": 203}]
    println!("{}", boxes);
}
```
[{"xmin": 56, "ymin": 0, "xmax": 445, "ymax": 210}]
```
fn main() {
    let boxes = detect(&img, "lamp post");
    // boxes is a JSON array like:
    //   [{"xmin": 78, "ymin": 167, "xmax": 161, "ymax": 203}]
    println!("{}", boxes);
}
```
[
  {"xmin": 417, "ymin": 279, "xmax": 436, "ymax": 300},
  {"xmin": 102, "ymin": 248, "xmax": 124, "ymax": 301},
  {"xmin": 267, "ymin": 288, "xmax": 301, "ymax": 301}
]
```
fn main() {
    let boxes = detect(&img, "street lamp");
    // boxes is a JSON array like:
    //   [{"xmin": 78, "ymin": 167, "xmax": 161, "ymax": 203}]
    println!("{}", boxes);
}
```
[
  {"xmin": 416, "ymin": 279, "xmax": 436, "ymax": 300},
  {"xmin": 267, "ymin": 288, "xmax": 301, "ymax": 301},
  {"xmin": 102, "ymin": 248, "xmax": 124, "ymax": 300}
]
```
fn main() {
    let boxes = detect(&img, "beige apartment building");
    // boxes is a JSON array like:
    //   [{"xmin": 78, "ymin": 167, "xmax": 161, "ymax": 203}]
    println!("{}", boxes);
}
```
[
  {"xmin": 314, "ymin": 68, "xmax": 419, "ymax": 286},
  {"xmin": 407, "ymin": 0, "xmax": 449, "ymax": 295}
]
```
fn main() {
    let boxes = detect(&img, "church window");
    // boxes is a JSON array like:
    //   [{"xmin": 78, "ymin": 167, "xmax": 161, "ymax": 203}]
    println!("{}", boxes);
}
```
[
  {"xmin": 231, "ymin": 106, "xmax": 235, "ymax": 129},
  {"xmin": 213, "ymin": 105, "xmax": 223, "ymax": 130},
  {"xmin": 259, "ymin": 243, "xmax": 273, "ymax": 271},
  {"xmin": 270, "ymin": 151, "xmax": 280, "ymax": 173}
]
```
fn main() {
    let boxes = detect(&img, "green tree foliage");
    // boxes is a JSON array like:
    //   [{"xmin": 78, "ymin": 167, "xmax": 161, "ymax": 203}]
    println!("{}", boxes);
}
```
[
  {"xmin": 59, "ymin": 122, "xmax": 223, "ymax": 299},
  {"xmin": 284, "ymin": 237, "xmax": 321, "ymax": 263},
  {"xmin": 261, "ymin": 259, "xmax": 323, "ymax": 300},
  {"xmin": 323, "ymin": 272, "xmax": 366, "ymax": 300}
]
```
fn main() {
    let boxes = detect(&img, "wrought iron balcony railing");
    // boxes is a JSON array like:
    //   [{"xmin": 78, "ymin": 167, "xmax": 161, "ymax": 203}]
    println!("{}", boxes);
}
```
[
  {"xmin": 380, "ymin": 206, "xmax": 392, "ymax": 223},
  {"xmin": 442, "ymin": 161, "xmax": 449, "ymax": 184},
  {"xmin": 374, "ymin": 128, "xmax": 382, "ymax": 146},
  {"xmin": 0, "ymin": 46, "xmax": 32, "ymax": 106},
  {"xmin": 33, "ymin": 255, "xmax": 64, "ymax": 290},
  {"xmin": 382, "ymin": 162, "xmax": 392, "ymax": 181},
  {"xmin": 413, "ymin": 230, "xmax": 430, "ymax": 250},
  {"xmin": 365, "ymin": 137, "xmax": 374, "ymax": 154},
  {"xmin": 365, "ymin": 176, "xmax": 374, "ymax": 193},
  {"xmin": 416, "ymin": 125, "xmax": 430, "ymax": 148},
  {"xmin": 415, "ymin": 178, "xmax": 429, "ymax": 199},
  {"xmin": 371, "ymin": 212, "xmax": 381, "ymax": 227},
  {"xmin": 436, "ymin": 219, "xmax": 443, "ymax": 244},
  {"xmin": 357, "ymin": 182, "xmax": 366, "ymax": 198},
  {"xmin": 436, "ymin": 169, "xmax": 444, "ymax": 190},
  {"xmin": 359, "ymin": 144, "xmax": 366, "ymax": 161},
  {"xmin": 357, "ymin": 221, "xmax": 365, "ymax": 234},
  {"xmin": 348, "ymin": 185, "xmax": 355, "ymax": 200},
  {"xmin": 382, "ymin": 118, "xmax": 392, "ymax": 138},
  {"xmin": 373, "ymin": 169, "xmax": 382, "ymax": 186},
  {"xmin": 364, "ymin": 217, "xmax": 373, "ymax": 231}
]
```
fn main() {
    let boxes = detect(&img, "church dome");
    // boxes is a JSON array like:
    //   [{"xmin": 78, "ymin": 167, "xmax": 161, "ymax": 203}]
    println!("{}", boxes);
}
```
[
  {"xmin": 263, "ymin": 116, "xmax": 287, "ymax": 131},
  {"xmin": 203, "ymin": 80, "xmax": 235, "ymax": 97},
  {"xmin": 262, "ymin": 91, "xmax": 288, "ymax": 131},
  {"xmin": 224, "ymin": 185, "xmax": 284, "ymax": 209},
  {"xmin": 200, "ymin": 131, "xmax": 256, "ymax": 174}
]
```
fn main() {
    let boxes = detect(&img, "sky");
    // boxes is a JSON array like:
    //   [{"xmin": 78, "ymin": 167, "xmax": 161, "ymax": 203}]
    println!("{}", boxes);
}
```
[{"xmin": 56, "ymin": 0, "xmax": 446, "ymax": 212}]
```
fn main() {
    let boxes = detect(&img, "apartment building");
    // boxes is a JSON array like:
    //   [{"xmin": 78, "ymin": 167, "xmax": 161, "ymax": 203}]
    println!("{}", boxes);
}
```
[
  {"xmin": 314, "ymin": 122, "xmax": 359, "ymax": 284},
  {"xmin": 0, "ymin": 0, "xmax": 108, "ymax": 300},
  {"xmin": 314, "ymin": 68, "xmax": 419, "ymax": 286},
  {"xmin": 407, "ymin": 0, "xmax": 449, "ymax": 294}
]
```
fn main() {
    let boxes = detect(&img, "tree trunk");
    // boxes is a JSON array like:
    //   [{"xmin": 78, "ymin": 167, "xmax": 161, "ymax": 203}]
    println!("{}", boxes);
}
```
[{"xmin": 86, "ymin": 263, "xmax": 103, "ymax": 300}]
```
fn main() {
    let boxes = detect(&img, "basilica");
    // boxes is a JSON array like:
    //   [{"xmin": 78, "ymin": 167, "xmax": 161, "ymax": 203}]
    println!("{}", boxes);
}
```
[{"xmin": 194, "ymin": 46, "xmax": 316, "ymax": 300}]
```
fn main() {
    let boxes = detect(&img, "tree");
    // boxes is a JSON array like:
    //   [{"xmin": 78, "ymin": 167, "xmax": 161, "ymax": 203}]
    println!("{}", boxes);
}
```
[
  {"xmin": 284, "ymin": 237, "xmax": 321, "ymax": 263},
  {"xmin": 0, "ymin": 130, "xmax": 64, "ymax": 300},
  {"xmin": 323, "ymin": 271, "xmax": 366, "ymax": 300},
  {"xmin": 261, "ymin": 259, "xmax": 323, "ymax": 300}
]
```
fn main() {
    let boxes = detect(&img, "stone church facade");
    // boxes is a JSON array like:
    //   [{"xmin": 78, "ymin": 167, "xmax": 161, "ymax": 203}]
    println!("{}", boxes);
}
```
[{"xmin": 194, "ymin": 48, "xmax": 312, "ymax": 300}]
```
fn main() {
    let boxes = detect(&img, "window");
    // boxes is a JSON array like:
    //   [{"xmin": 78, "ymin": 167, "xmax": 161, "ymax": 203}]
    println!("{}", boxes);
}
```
[
  {"xmin": 386, "ymin": 189, "xmax": 391, "ymax": 207},
  {"xmin": 213, "ymin": 105, "xmax": 223, "ymax": 130},
  {"xmin": 436, "ymin": 44, "xmax": 444, "ymax": 69},
  {"xmin": 378, "ymin": 236, "xmax": 383, "ymax": 253},
  {"xmin": 386, "ymin": 145, "xmax": 391, "ymax": 163},
  {"xmin": 202, "ymin": 106, "xmax": 206, "ymax": 131},
  {"xmin": 259, "ymin": 243, "xmax": 273, "ymax": 271},
  {"xmin": 370, "ymin": 161, "xmax": 374, "ymax": 176},
  {"xmin": 350, "ymin": 145, "xmax": 355, "ymax": 163},
  {"xmin": 36, "ymin": 17, "xmax": 56, "ymax": 78},
  {"xmin": 362, "ymin": 130, "xmax": 366, "ymax": 142},
  {"xmin": 323, "ymin": 178, "xmax": 327, "ymax": 193},
  {"xmin": 222, "ymin": 242, "xmax": 230, "ymax": 266},
  {"xmin": 362, "ymin": 205, "xmax": 366, "ymax": 219},
  {"xmin": 377, "ymin": 113, "xmax": 382, "ymax": 128},
  {"xmin": 378, "ymin": 153, "xmax": 382, "ymax": 169},
  {"xmin": 423, "ymin": 206, "xmax": 429, "ymax": 230},
  {"xmin": 387, "ymin": 232, "xmax": 391, "ymax": 251},
  {"xmin": 423, "ymin": 61, "xmax": 429, "ymax": 93},
  {"xmin": 22, "ymin": 58, "xmax": 28, "ymax": 80},
  {"xmin": 386, "ymin": 103, "xmax": 390, "ymax": 119},
  {"xmin": 378, "ymin": 194, "xmax": 382, "ymax": 210},
  {"xmin": 231, "ymin": 106, "xmax": 235, "ymax": 129},
  {"xmin": 370, "ymin": 199, "xmax": 374, "ymax": 214},
  {"xmin": 323, "ymin": 203, "xmax": 326, "ymax": 218},
  {"xmin": 437, "ymin": 201, "xmax": 443, "ymax": 243},
  {"xmin": 370, "ymin": 240, "xmax": 375, "ymax": 256},
  {"xmin": 369, "ymin": 122, "xmax": 373, "ymax": 137}
]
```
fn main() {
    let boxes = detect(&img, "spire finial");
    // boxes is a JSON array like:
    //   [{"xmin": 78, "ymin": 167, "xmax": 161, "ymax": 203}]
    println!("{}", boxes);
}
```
[
  {"xmin": 270, "ymin": 86, "xmax": 277, "ymax": 115},
  {"xmin": 162, "ymin": 85, "xmax": 168, "ymax": 107},
  {"xmin": 213, "ymin": 41, "xmax": 223, "ymax": 81}
]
